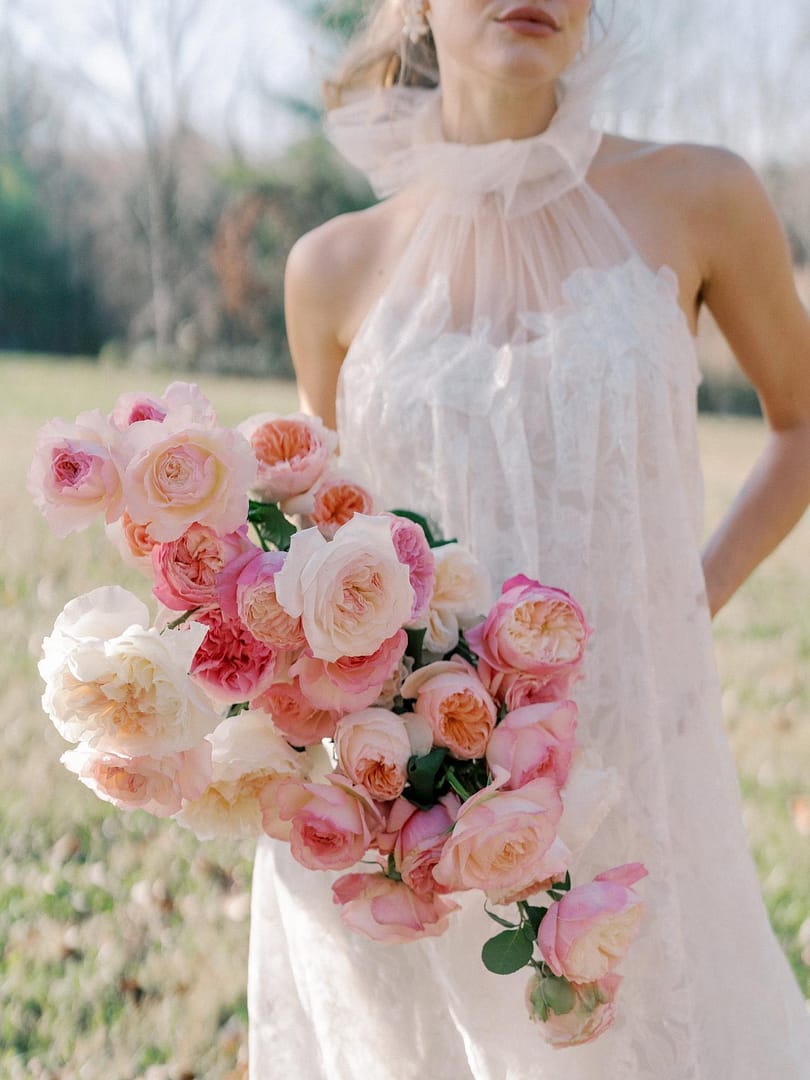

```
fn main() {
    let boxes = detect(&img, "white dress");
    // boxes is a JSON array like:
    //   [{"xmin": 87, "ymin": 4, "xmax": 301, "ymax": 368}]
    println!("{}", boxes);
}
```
[{"xmin": 248, "ymin": 54, "xmax": 810, "ymax": 1080}]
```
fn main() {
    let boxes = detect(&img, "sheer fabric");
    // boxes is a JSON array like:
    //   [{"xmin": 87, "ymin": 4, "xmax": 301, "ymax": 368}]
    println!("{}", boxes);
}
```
[{"xmin": 248, "ymin": 53, "xmax": 810, "ymax": 1080}]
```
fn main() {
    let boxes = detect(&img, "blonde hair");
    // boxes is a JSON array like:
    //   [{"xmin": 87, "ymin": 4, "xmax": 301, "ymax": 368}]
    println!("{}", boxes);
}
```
[{"xmin": 324, "ymin": 2, "xmax": 610, "ymax": 109}]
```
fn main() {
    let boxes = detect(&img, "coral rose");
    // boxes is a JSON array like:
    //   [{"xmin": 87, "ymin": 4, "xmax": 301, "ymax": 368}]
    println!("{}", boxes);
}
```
[
  {"xmin": 538, "ymin": 863, "xmax": 648, "ymax": 984},
  {"xmin": 485, "ymin": 701, "xmax": 578, "ymax": 791},
  {"xmin": 252, "ymin": 678, "xmax": 340, "ymax": 747},
  {"xmin": 400, "ymin": 656, "xmax": 496, "ymax": 760},
  {"xmin": 290, "ymin": 631, "xmax": 407, "ymax": 714},
  {"xmin": 526, "ymin": 971, "xmax": 622, "ymax": 1048},
  {"xmin": 189, "ymin": 607, "xmax": 277, "ymax": 705},
  {"xmin": 28, "ymin": 411, "xmax": 124, "ymax": 537},
  {"xmin": 432, "ymin": 774, "xmax": 565, "ymax": 897},
  {"xmin": 311, "ymin": 472, "xmax": 376, "ymax": 539},
  {"xmin": 334, "ymin": 707, "xmax": 412, "ymax": 801},
  {"xmin": 273, "ymin": 773, "xmax": 384, "ymax": 871},
  {"xmin": 274, "ymin": 514, "xmax": 414, "ymax": 662},
  {"xmin": 151, "ymin": 524, "xmax": 255, "ymax": 611},
  {"xmin": 105, "ymin": 512, "xmax": 159, "ymax": 572},
  {"xmin": 239, "ymin": 411, "xmax": 337, "ymax": 503},
  {"xmin": 332, "ymin": 873, "xmax": 459, "ymax": 943},
  {"xmin": 467, "ymin": 575, "xmax": 591, "ymax": 683}
]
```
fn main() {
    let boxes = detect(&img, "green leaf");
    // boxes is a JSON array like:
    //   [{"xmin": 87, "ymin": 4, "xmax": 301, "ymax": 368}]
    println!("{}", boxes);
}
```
[
  {"xmin": 405, "ymin": 748, "xmax": 448, "ymax": 805},
  {"xmin": 481, "ymin": 929, "xmax": 533, "ymax": 975},
  {"xmin": 386, "ymin": 854, "xmax": 403, "ymax": 882},
  {"xmin": 547, "ymin": 890, "xmax": 564, "ymax": 902},
  {"xmin": 483, "ymin": 903, "xmax": 519, "ymax": 930},
  {"xmin": 226, "ymin": 702, "xmax": 251, "ymax": 718},
  {"xmin": 405, "ymin": 627, "xmax": 427, "ymax": 669},
  {"xmin": 247, "ymin": 500, "xmax": 297, "ymax": 552},
  {"xmin": 522, "ymin": 904, "xmax": 548, "ymax": 937},
  {"xmin": 540, "ymin": 975, "xmax": 577, "ymax": 1017}
]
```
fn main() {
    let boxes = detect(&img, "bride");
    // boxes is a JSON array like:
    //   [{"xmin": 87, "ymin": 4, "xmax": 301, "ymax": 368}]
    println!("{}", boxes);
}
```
[{"xmin": 248, "ymin": 2, "xmax": 810, "ymax": 1077}]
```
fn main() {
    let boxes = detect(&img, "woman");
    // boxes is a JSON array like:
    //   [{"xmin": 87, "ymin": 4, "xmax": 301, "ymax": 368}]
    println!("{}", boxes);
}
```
[{"xmin": 249, "ymin": 2, "xmax": 810, "ymax": 1076}]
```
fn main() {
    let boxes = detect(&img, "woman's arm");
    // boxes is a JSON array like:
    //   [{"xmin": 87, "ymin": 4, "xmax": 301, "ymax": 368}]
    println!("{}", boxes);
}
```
[{"xmin": 692, "ymin": 151, "xmax": 810, "ymax": 617}]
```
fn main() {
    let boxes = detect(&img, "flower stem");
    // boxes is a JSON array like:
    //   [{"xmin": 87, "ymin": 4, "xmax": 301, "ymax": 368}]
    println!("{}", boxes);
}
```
[
  {"xmin": 445, "ymin": 769, "xmax": 474, "ymax": 802},
  {"xmin": 166, "ymin": 606, "xmax": 203, "ymax": 631}
]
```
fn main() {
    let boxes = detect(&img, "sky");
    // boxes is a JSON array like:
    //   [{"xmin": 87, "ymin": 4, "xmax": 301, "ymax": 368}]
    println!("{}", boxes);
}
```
[{"xmin": 6, "ymin": 0, "xmax": 810, "ymax": 165}]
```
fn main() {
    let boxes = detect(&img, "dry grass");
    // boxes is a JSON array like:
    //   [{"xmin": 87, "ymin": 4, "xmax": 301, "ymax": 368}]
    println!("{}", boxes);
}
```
[{"xmin": 1, "ymin": 358, "xmax": 807, "ymax": 1079}]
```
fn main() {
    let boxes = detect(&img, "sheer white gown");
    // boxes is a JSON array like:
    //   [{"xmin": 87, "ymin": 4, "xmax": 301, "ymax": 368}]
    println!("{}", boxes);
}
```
[{"xmin": 247, "ymin": 51, "xmax": 810, "ymax": 1080}]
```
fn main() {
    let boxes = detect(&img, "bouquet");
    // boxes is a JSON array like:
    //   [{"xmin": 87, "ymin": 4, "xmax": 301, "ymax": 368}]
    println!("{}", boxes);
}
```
[{"xmin": 29, "ymin": 381, "xmax": 647, "ymax": 1048}]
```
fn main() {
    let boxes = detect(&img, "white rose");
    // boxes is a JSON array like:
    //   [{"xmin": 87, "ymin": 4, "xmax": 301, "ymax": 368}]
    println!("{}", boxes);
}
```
[
  {"xmin": 174, "ymin": 710, "xmax": 320, "ymax": 840},
  {"xmin": 40, "ymin": 585, "xmax": 219, "ymax": 756},
  {"xmin": 274, "ymin": 514, "xmax": 414, "ymax": 662},
  {"xmin": 557, "ymin": 747, "xmax": 623, "ymax": 852},
  {"xmin": 430, "ymin": 543, "xmax": 492, "ymax": 623}
]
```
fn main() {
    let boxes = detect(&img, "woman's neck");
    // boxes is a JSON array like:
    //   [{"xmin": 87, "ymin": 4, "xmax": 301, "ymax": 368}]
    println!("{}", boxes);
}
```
[{"xmin": 437, "ymin": 60, "xmax": 559, "ymax": 144}]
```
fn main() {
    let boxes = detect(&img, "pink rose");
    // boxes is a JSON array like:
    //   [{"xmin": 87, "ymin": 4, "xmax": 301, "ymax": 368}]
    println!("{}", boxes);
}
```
[
  {"xmin": 477, "ymin": 661, "xmax": 582, "ymax": 710},
  {"xmin": 526, "ymin": 971, "xmax": 621, "ymax": 1048},
  {"xmin": 332, "ymin": 873, "xmax": 459, "ymax": 943},
  {"xmin": 151, "ymin": 524, "xmax": 255, "ymax": 611},
  {"xmin": 387, "ymin": 795, "xmax": 460, "ymax": 897},
  {"xmin": 334, "ymin": 707, "xmax": 412, "ymax": 802},
  {"xmin": 190, "ymin": 607, "xmax": 277, "ymax": 704},
  {"xmin": 252, "ymin": 678, "xmax": 340, "ymax": 747},
  {"xmin": 224, "ymin": 550, "xmax": 306, "ymax": 650},
  {"xmin": 110, "ymin": 382, "xmax": 217, "ymax": 430},
  {"xmin": 290, "ymin": 631, "xmax": 407, "ymax": 713},
  {"xmin": 310, "ymin": 472, "xmax": 376, "ymax": 540},
  {"xmin": 273, "ymin": 773, "xmax": 383, "ymax": 871},
  {"xmin": 122, "ymin": 416, "xmax": 257, "ymax": 542},
  {"xmin": 467, "ymin": 576, "xmax": 592, "ymax": 684},
  {"xmin": 432, "ymin": 775, "xmax": 566, "ymax": 898},
  {"xmin": 60, "ymin": 741, "xmax": 212, "ymax": 818},
  {"xmin": 384, "ymin": 513, "xmax": 435, "ymax": 624},
  {"xmin": 486, "ymin": 701, "xmax": 578, "ymax": 791},
  {"xmin": 239, "ymin": 412, "xmax": 337, "ymax": 503},
  {"xmin": 274, "ymin": 515, "xmax": 414, "ymax": 662},
  {"xmin": 538, "ymin": 863, "xmax": 648, "ymax": 983},
  {"xmin": 28, "ymin": 411, "xmax": 124, "ymax": 537},
  {"xmin": 400, "ymin": 657, "xmax": 496, "ymax": 760}
]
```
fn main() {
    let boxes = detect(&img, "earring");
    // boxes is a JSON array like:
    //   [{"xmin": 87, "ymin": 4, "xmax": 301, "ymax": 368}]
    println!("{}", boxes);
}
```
[{"xmin": 398, "ymin": 0, "xmax": 429, "ymax": 43}]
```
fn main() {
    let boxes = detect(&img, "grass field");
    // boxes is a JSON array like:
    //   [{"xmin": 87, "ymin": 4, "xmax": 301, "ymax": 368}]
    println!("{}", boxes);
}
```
[{"xmin": 1, "ymin": 356, "xmax": 808, "ymax": 1079}]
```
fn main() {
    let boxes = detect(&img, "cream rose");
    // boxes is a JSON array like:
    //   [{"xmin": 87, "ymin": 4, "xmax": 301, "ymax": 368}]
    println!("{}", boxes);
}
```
[{"xmin": 334, "ymin": 707, "xmax": 412, "ymax": 802}]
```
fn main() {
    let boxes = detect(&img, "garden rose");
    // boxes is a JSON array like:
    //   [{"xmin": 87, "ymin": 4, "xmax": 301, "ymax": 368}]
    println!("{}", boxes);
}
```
[
  {"xmin": 252, "ymin": 678, "xmax": 340, "ymax": 747},
  {"xmin": 334, "ymin": 707, "xmax": 412, "ymax": 802},
  {"xmin": 526, "ymin": 971, "xmax": 621, "ymax": 1048},
  {"xmin": 272, "ymin": 773, "xmax": 384, "ymax": 871},
  {"xmin": 152, "ymin": 524, "xmax": 255, "ymax": 611},
  {"xmin": 239, "ymin": 411, "xmax": 337, "ymax": 503},
  {"xmin": 274, "ymin": 514, "xmax": 414, "ymax": 662},
  {"xmin": 216, "ymin": 549, "xmax": 306, "ymax": 650},
  {"xmin": 538, "ymin": 863, "xmax": 648, "ymax": 983},
  {"xmin": 422, "ymin": 543, "xmax": 492, "ymax": 653},
  {"xmin": 189, "ymin": 607, "xmax": 277, "ymax": 704},
  {"xmin": 110, "ymin": 382, "xmax": 216, "ymax": 430},
  {"xmin": 175, "ymin": 710, "xmax": 317, "ymax": 840},
  {"xmin": 28, "ymin": 411, "xmax": 124, "ymax": 537},
  {"xmin": 401, "ymin": 657, "xmax": 496, "ymax": 760},
  {"xmin": 385, "ymin": 513, "xmax": 435, "ymax": 624},
  {"xmin": 467, "ymin": 575, "xmax": 591, "ymax": 681},
  {"xmin": 432, "ymin": 774, "xmax": 565, "ymax": 898},
  {"xmin": 61, "ymin": 741, "xmax": 212, "ymax": 818},
  {"xmin": 486, "ymin": 701, "xmax": 578, "ymax": 791},
  {"xmin": 311, "ymin": 472, "xmax": 376, "ymax": 539},
  {"xmin": 556, "ymin": 748, "xmax": 622, "ymax": 853},
  {"xmin": 290, "ymin": 631, "xmax": 407, "ymax": 714},
  {"xmin": 476, "ymin": 663, "xmax": 582, "ymax": 710},
  {"xmin": 105, "ymin": 511, "xmax": 159, "ymax": 572},
  {"xmin": 332, "ymin": 873, "xmax": 459, "ymax": 943},
  {"xmin": 122, "ymin": 415, "xmax": 257, "ymax": 542},
  {"xmin": 39, "ymin": 586, "xmax": 219, "ymax": 755},
  {"xmin": 387, "ymin": 794, "xmax": 460, "ymax": 897}
]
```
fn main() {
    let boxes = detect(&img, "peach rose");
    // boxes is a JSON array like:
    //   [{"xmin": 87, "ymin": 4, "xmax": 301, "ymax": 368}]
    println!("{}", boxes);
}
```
[
  {"xmin": 273, "ymin": 773, "xmax": 384, "ymax": 871},
  {"xmin": 432, "ymin": 774, "xmax": 564, "ymax": 897},
  {"xmin": 387, "ymin": 794, "xmax": 460, "ymax": 897},
  {"xmin": 332, "ymin": 873, "xmax": 459, "ymax": 943},
  {"xmin": 234, "ymin": 551, "xmax": 306, "ymax": 650},
  {"xmin": 175, "ymin": 710, "xmax": 318, "ymax": 840},
  {"xmin": 274, "ymin": 514, "xmax": 414, "ymax": 662},
  {"xmin": 400, "ymin": 657, "xmax": 496, "ymax": 760},
  {"xmin": 310, "ymin": 471, "xmax": 376, "ymax": 540},
  {"xmin": 105, "ymin": 511, "xmax": 159, "ymax": 572},
  {"xmin": 28, "ymin": 411, "xmax": 124, "ymax": 537},
  {"xmin": 467, "ymin": 575, "xmax": 591, "ymax": 682},
  {"xmin": 334, "ymin": 707, "xmax": 412, "ymax": 802},
  {"xmin": 61, "ymin": 741, "xmax": 212, "ymax": 818},
  {"xmin": 239, "ymin": 411, "xmax": 337, "ymax": 503},
  {"xmin": 290, "ymin": 631, "xmax": 407, "ymax": 713},
  {"xmin": 252, "ymin": 678, "xmax": 340, "ymax": 747},
  {"xmin": 122, "ymin": 415, "xmax": 257, "ymax": 542},
  {"xmin": 538, "ymin": 863, "xmax": 648, "ymax": 983},
  {"xmin": 526, "ymin": 971, "xmax": 621, "ymax": 1048},
  {"xmin": 476, "ymin": 662, "xmax": 582, "ymax": 710},
  {"xmin": 485, "ymin": 701, "xmax": 578, "ymax": 791},
  {"xmin": 151, "ymin": 524, "xmax": 255, "ymax": 611}
]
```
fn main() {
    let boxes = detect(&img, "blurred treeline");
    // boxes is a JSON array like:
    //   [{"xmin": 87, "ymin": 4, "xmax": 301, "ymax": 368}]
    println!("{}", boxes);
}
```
[{"xmin": 1, "ymin": 0, "xmax": 809, "ymax": 387}]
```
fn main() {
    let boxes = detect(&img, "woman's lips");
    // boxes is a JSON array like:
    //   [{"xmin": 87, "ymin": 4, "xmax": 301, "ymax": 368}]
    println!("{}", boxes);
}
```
[{"xmin": 496, "ymin": 7, "xmax": 560, "ymax": 37}]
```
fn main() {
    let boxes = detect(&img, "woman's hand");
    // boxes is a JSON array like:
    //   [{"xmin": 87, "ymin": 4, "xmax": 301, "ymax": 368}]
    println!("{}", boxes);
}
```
[{"xmin": 693, "ymin": 151, "xmax": 810, "ymax": 617}]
